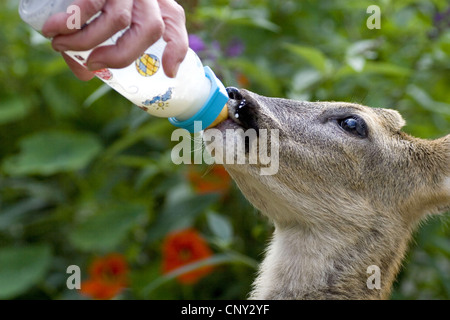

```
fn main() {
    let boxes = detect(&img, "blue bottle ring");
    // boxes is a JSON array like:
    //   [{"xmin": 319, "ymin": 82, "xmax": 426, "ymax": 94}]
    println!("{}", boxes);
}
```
[{"xmin": 168, "ymin": 66, "xmax": 229, "ymax": 133}]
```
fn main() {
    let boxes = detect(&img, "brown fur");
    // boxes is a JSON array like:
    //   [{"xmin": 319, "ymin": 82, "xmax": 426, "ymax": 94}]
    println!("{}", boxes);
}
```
[{"xmin": 205, "ymin": 89, "xmax": 450, "ymax": 299}]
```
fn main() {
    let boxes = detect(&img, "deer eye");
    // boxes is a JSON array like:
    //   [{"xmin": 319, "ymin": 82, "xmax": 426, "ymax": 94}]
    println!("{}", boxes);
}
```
[{"xmin": 338, "ymin": 116, "xmax": 368, "ymax": 138}]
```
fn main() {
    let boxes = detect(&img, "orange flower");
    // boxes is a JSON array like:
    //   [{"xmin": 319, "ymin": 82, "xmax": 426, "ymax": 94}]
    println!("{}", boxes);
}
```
[
  {"xmin": 236, "ymin": 72, "xmax": 250, "ymax": 88},
  {"xmin": 80, "ymin": 253, "xmax": 128, "ymax": 300},
  {"xmin": 187, "ymin": 165, "xmax": 231, "ymax": 196},
  {"xmin": 162, "ymin": 228, "xmax": 214, "ymax": 284}
]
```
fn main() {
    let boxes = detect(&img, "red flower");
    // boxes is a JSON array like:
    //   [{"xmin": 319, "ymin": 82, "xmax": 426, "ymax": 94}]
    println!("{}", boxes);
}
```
[
  {"xmin": 80, "ymin": 253, "xmax": 128, "ymax": 300},
  {"xmin": 162, "ymin": 228, "xmax": 214, "ymax": 284},
  {"xmin": 187, "ymin": 165, "xmax": 231, "ymax": 196}
]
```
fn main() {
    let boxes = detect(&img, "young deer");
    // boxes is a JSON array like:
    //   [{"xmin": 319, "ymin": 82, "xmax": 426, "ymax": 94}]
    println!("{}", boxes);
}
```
[{"xmin": 205, "ymin": 88, "xmax": 450, "ymax": 299}]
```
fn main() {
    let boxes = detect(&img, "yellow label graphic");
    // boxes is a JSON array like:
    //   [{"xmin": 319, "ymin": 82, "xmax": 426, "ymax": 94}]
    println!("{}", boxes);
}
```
[{"xmin": 136, "ymin": 54, "xmax": 160, "ymax": 77}]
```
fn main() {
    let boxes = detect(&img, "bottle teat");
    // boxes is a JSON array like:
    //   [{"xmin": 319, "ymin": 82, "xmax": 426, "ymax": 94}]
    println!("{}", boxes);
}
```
[{"xmin": 206, "ymin": 104, "xmax": 229, "ymax": 129}]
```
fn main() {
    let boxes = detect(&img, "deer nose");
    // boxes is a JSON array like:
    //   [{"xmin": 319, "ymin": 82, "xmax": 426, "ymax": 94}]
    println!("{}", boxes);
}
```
[{"xmin": 226, "ymin": 87, "xmax": 243, "ymax": 100}]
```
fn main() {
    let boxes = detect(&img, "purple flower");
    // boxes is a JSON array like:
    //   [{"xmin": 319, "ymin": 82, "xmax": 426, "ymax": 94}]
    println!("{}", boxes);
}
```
[
  {"xmin": 202, "ymin": 41, "xmax": 221, "ymax": 63},
  {"xmin": 433, "ymin": 7, "xmax": 450, "ymax": 27},
  {"xmin": 226, "ymin": 38, "xmax": 245, "ymax": 57},
  {"xmin": 188, "ymin": 34, "xmax": 206, "ymax": 54},
  {"xmin": 430, "ymin": 6, "xmax": 450, "ymax": 39}
]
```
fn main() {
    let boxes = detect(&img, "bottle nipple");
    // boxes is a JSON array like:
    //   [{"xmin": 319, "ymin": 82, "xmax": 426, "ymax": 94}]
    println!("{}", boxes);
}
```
[{"xmin": 206, "ymin": 104, "xmax": 229, "ymax": 129}]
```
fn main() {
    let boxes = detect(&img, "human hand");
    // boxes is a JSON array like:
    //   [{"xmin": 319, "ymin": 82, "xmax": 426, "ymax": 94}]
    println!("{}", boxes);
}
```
[{"xmin": 42, "ymin": 0, "xmax": 188, "ymax": 80}]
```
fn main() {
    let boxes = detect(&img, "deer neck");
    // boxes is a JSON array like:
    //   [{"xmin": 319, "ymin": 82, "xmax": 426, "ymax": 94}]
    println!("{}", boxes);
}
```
[{"xmin": 249, "ymin": 217, "xmax": 413, "ymax": 300}]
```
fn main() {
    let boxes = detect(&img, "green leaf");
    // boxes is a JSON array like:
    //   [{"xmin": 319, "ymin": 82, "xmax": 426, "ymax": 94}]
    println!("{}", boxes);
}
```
[
  {"xmin": 83, "ymin": 84, "xmax": 112, "ymax": 107},
  {"xmin": 432, "ymin": 238, "xmax": 450, "ymax": 257},
  {"xmin": 0, "ymin": 244, "xmax": 52, "ymax": 299},
  {"xmin": 142, "ymin": 253, "xmax": 258, "ymax": 296},
  {"xmin": 101, "ymin": 121, "xmax": 170, "ymax": 161},
  {"xmin": 197, "ymin": 7, "xmax": 280, "ymax": 32},
  {"xmin": 2, "ymin": 130, "xmax": 102, "ymax": 176},
  {"xmin": 335, "ymin": 61, "xmax": 411, "ymax": 80},
  {"xmin": 407, "ymin": 85, "xmax": 450, "ymax": 115},
  {"xmin": 290, "ymin": 69, "xmax": 323, "ymax": 93},
  {"xmin": 0, "ymin": 198, "xmax": 48, "ymax": 231},
  {"xmin": 146, "ymin": 185, "xmax": 220, "ymax": 242},
  {"xmin": 226, "ymin": 58, "xmax": 282, "ymax": 96},
  {"xmin": 42, "ymin": 81, "xmax": 79, "ymax": 118},
  {"xmin": 346, "ymin": 55, "xmax": 366, "ymax": 72},
  {"xmin": 0, "ymin": 97, "xmax": 31, "ymax": 125},
  {"xmin": 69, "ymin": 203, "xmax": 147, "ymax": 252},
  {"xmin": 439, "ymin": 34, "xmax": 450, "ymax": 55},
  {"xmin": 231, "ymin": 9, "xmax": 280, "ymax": 32},
  {"xmin": 207, "ymin": 211, "xmax": 233, "ymax": 246},
  {"xmin": 362, "ymin": 61, "xmax": 411, "ymax": 77},
  {"xmin": 284, "ymin": 43, "xmax": 331, "ymax": 74}
]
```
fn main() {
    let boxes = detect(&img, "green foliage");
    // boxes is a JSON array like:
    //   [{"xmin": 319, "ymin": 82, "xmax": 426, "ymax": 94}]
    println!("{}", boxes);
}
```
[
  {"xmin": 69, "ymin": 203, "xmax": 147, "ymax": 252},
  {"xmin": 0, "ymin": 0, "xmax": 449, "ymax": 300},
  {"xmin": 3, "ymin": 130, "xmax": 102, "ymax": 175},
  {"xmin": 0, "ymin": 245, "xmax": 51, "ymax": 299}
]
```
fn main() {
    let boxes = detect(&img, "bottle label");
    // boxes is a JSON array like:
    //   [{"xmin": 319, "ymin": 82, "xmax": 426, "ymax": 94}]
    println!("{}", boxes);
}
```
[
  {"xmin": 141, "ymin": 87, "xmax": 174, "ymax": 112},
  {"xmin": 65, "ymin": 37, "xmax": 177, "ymax": 116}
]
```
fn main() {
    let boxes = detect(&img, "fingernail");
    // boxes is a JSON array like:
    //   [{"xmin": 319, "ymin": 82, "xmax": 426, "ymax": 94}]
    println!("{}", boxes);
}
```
[
  {"xmin": 88, "ymin": 62, "xmax": 107, "ymax": 71},
  {"xmin": 41, "ymin": 24, "xmax": 57, "ymax": 38},
  {"xmin": 53, "ymin": 43, "xmax": 68, "ymax": 52},
  {"xmin": 43, "ymin": 31, "xmax": 57, "ymax": 38}
]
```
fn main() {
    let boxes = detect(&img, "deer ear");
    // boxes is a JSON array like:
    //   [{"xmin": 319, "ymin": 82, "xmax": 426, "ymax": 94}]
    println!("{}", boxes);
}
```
[
  {"xmin": 410, "ymin": 135, "xmax": 449, "ymax": 217},
  {"xmin": 438, "ymin": 134, "xmax": 450, "ymax": 213},
  {"xmin": 372, "ymin": 108, "xmax": 406, "ymax": 131}
]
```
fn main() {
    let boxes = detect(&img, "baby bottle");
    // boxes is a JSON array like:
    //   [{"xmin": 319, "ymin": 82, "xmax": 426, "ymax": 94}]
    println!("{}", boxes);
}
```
[{"xmin": 19, "ymin": 0, "xmax": 229, "ymax": 133}]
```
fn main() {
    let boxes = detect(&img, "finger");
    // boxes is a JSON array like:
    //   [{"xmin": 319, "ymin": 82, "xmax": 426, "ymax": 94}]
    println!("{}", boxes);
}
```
[
  {"xmin": 42, "ymin": 11, "xmax": 73, "ymax": 38},
  {"xmin": 42, "ymin": 0, "xmax": 106, "ymax": 38},
  {"xmin": 51, "ymin": 0, "xmax": 133, "ymax": 52},
  {"xmin": 86, "ymin": 0, "xmax": 165, "ymax": 71},
  {"xmin": 61, "ymin": 53, "xmax": 96, "ymax": 81},
  {"xmin": 158, "ymin": 0, "xmax": 189, "ymax": 78}
]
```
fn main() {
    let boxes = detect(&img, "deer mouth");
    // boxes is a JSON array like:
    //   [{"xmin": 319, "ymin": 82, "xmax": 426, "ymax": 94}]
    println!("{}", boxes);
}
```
[{"xmin": 219, "ymin": 87, "xmax": 259, "ymax": 131}]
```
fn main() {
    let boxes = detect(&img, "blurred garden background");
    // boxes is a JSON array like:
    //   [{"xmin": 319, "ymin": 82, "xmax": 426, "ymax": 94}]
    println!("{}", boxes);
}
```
[{"xmin": 0, "ymin": 0, "xmax": 449, "ymax": 300}]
